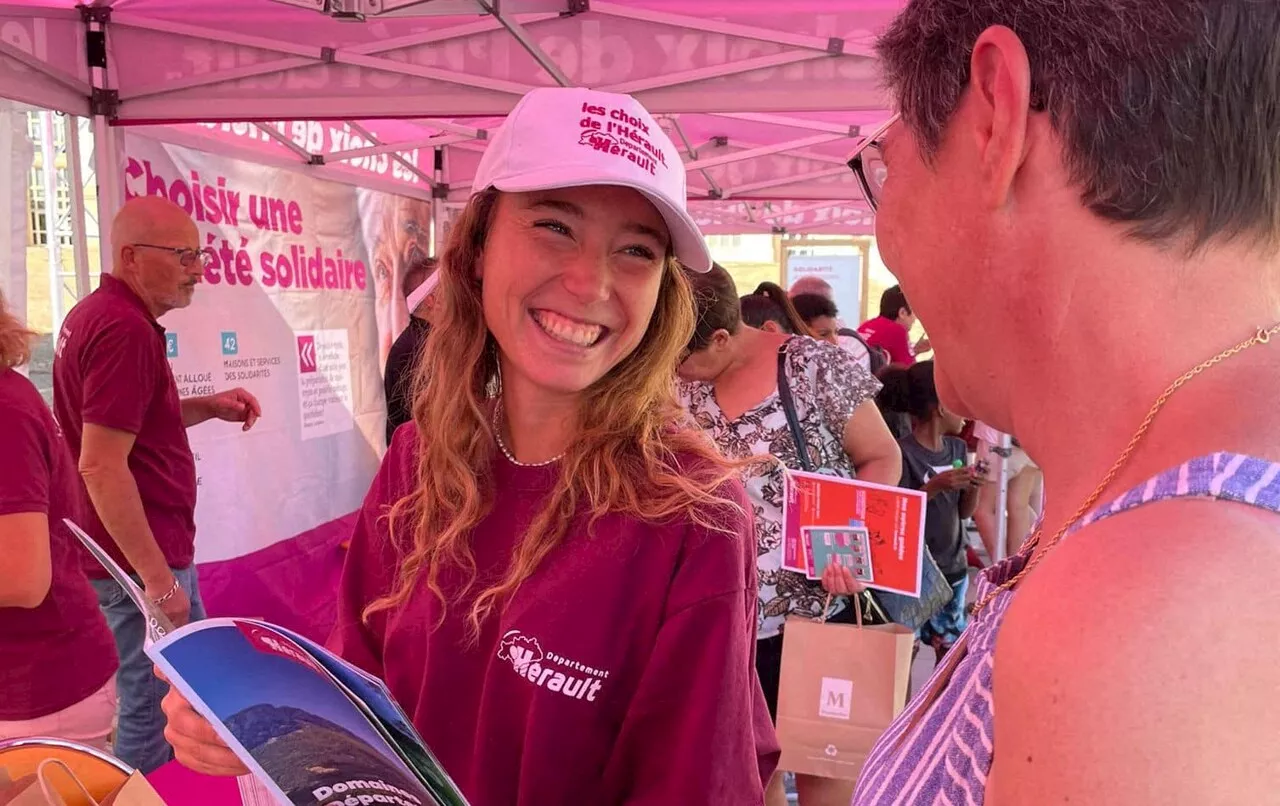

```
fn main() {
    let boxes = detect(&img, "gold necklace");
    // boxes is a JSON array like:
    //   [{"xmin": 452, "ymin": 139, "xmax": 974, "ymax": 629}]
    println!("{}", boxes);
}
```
[{"xmin": 972, "ymin": 323, "xmax": 1280, "ymax": 615}]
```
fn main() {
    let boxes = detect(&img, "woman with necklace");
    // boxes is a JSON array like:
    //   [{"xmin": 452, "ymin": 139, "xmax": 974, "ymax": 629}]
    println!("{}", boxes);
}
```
[
  {"xmin": 161, "ymin": 87, "xmax": 779, "ymax": 804},
  {"xmin": 852, "ymin": 2, "xmax": 1280, "ymax": 803}
]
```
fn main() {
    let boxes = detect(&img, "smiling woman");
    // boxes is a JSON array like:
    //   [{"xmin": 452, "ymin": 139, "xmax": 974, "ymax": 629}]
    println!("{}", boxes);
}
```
[{"xmin": 163, "ymin": 87, "xmax": 780, "ymax": 806}]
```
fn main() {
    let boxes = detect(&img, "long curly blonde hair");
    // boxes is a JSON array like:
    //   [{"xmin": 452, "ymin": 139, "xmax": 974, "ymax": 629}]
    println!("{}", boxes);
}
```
[
  {"xmin": 366, "ymin": 189, "xmax": 742, "ymax": 636},
  {"xmin": 0, "ymin": 289, "xmax": 33, "ymax": 370}
]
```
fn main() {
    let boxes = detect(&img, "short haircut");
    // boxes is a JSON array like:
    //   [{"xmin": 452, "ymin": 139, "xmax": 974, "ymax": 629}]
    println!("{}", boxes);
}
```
[
  {"xmin": 877, "ymin": 1, "xmax": 1280, "ymax": 249},
  {"xmin": 878, "ymin": 360, "xmax": 940, "ymax": 421},
  {"xmin": 791, "ymin": 293, "xmax": 839, "ymax": 324},
  {"xmin": 879, "ymin": 285, "xmax": 911, "ymax": 320}
]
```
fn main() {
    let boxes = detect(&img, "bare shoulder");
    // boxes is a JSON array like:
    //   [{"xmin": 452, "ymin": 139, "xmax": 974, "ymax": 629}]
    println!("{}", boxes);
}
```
[{"xmin": 989, "ymin": 500, "xmax": 1280, "ymax": 805}]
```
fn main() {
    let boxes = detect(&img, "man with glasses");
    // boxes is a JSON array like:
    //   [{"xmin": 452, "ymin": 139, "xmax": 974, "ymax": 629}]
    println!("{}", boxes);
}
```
[{"xmin": 53, "ymin": 196, "xmax": 261, "ymax": 773}]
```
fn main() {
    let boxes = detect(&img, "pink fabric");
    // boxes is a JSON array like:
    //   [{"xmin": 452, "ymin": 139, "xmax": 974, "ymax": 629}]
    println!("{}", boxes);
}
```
[
  {"xmin": 148, "ymin": 762, "xmax": 242, "ymax": 805},
  {"xmin": 196, "ymin": 514, "xmax": 356, "ymax": 645},
  {"xmin": 0, "ymin": 679, "xmax": 117, "ymax": 751}
]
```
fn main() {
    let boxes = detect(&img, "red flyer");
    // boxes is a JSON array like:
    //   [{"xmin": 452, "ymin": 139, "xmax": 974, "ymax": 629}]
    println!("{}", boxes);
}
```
[{"xmin": 782, "ymin": 470, "xmax": 928, "ymax": 598}]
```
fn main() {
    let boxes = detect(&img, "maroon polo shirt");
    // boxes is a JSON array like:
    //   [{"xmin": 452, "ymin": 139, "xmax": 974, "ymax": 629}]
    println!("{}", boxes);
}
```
[
  {"xmin": 0, "ymin": 368, "xmax": 118, "ymax": 720},
  {"xmin": 329, "ymin": 427, "xmax": 780, "ymax": 805},
  {"xmin": 53, "ymin": 273, "xmax": 197, "ymax": 578}
]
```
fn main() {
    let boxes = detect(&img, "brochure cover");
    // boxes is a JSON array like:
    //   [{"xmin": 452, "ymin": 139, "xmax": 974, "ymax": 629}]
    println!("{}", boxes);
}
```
[
  {"xmin": 65, "ymin": 520, "xmax": 469, "ymax": 806},
  {"xmin": 781, "ymin": 471, "xmax": 928, "ymax": 597}
]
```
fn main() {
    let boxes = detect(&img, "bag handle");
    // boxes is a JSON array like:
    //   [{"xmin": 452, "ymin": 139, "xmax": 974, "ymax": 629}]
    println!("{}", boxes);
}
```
[
  {"xmin": 776, "ymin": 342, "xmax": 814, "ymax": 473},
  {"xmin": 37, "ymin": 759, "xmax": 101, "ymax": 806}
]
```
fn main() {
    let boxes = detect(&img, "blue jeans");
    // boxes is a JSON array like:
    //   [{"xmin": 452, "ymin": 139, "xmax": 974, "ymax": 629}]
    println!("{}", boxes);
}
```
[{"xmin": 91, "ymin": 565, "xmax": 206, "ymax": 774}]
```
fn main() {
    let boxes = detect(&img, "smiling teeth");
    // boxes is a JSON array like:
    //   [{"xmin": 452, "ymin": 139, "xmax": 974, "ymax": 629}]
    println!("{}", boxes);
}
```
[{"xmin": 533, "ymin": 310, "xmax": 603, "ymax": 347}]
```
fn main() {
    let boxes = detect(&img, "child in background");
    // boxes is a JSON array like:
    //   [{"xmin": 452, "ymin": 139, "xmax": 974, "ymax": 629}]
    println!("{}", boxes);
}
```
[{"xmin": 879, "ymin": 361, "xmax": 985, "ymax": 662}]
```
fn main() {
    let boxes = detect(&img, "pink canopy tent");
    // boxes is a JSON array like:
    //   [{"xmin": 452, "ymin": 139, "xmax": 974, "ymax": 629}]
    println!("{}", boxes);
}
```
[
  {"xmin": 0, "ymin": 0, "xmax": 903, "ymax": 639},
  {"xmin": 0, "ymin": 0, "xmax": 898, "ymax": 242}
]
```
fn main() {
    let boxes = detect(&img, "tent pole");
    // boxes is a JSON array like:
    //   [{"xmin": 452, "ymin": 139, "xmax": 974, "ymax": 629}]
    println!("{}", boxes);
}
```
[
  {"xmin": 429, "ymin": 147, "xmax": 443, "ymax": 257},
  {"xmin": 994, "ymin": 433, "xmax": 1013, "ymax": 562},
  {"xmin": 92, "ymin": 116, "xmax": 122, "ymax": 262},
  {"xmin": 64, "ymin": 115, "xmax": 92, "ymax": 299},
  {"xmin": 39, "ymin": 111, "xmax": 64, "ymax": 336}
]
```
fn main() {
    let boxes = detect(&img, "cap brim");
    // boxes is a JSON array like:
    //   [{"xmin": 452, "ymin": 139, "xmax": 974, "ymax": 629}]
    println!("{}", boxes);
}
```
[
  {"xmin": 406, "ymin": 269, "xmax": 440, "ymax": 313},
  {"xmin": 483, "ymin": 169, "xmax": 712, "ymax": 273}
]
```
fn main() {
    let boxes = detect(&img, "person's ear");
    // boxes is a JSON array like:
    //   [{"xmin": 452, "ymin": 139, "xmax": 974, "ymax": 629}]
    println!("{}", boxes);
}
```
[
  {"xmin": 711, "ymin": 329, "xmax": 732, "ymax": 351},
  {"xmin": 968, "ymin": 24, "xmax": 1033, "ymax": 208},
  {"xmin": 760, "ymin": 320, "xmax": 781, "ymax": 334}
]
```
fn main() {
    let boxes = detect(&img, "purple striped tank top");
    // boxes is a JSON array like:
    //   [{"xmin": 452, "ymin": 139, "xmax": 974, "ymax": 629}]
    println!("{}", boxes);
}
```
[{"xmin": 852, "ymin": 453, "xmax": 1280, "ymax": 805}]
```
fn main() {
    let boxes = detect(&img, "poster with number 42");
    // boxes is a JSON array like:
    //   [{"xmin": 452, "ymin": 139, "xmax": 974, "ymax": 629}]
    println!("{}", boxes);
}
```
[{"xmin": 782, "ymin": 470, "xmax": 929, "ymax": 598}]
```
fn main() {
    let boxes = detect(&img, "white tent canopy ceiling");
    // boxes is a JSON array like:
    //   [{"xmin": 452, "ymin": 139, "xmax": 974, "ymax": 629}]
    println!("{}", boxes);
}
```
[{"xmin": 0, "ymin": 0, "xmax": 901, "ymax": 236}]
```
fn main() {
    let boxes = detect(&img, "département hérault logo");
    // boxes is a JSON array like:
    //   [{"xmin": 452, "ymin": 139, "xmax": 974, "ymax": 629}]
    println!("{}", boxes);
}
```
[{"xmin": 497, "ymin": 629, "xmax": 610, "ymax": 703}]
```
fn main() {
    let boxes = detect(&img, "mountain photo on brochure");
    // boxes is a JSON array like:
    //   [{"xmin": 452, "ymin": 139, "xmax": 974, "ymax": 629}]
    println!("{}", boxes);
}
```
[
  {"xmin": 782, "ymin": 470, "xmax": 928, "ymax": 597},
  {"xmin": 64, "ymin": 518, "xmax": 469, "ymax": 806},
  {"xmin": 264, "ymin": 624, "xmax": 466, "ymax": 803},
  {"xmin": 150, "ymin": 619, "xmax": 443, "ymax": 806}
]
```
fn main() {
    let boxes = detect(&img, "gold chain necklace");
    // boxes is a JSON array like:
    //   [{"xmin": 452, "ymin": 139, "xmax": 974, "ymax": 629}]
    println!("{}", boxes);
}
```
[{"xmin": 972, "ymin": 323, "xmax": 1280, "ymax": 615}]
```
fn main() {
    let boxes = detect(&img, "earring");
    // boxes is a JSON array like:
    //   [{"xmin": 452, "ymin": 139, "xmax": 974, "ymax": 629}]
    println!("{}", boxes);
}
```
[{"xmin": 486, "ymin": 344, "xmax": 502, "ymax": 399}]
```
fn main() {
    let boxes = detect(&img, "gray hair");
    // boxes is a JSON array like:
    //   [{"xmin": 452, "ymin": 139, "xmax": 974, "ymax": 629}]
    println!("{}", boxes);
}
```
[
  {"xmin": 877, "ymin": 1, "xmax": 1280, "ymax": 250},
  {"xmin": 789, "ymin": 276, "xmax": 835, "ymax": 299}
]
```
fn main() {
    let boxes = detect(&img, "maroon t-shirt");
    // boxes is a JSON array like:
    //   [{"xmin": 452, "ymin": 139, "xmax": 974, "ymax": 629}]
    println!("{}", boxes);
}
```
[
  {"xmin": 53, "ymin": 273, "xmax": 197, "ymax": 577},
  {"xmin": 857, "ymin": 315, "xmax": 915, "ymax": 366},
  {"xmin": 0, "ymin": 368, "xmax": 118, "ymax": 720},
  {"xmin": 329, "ymin": 428, "xmax": 780, "ymax": 805}
]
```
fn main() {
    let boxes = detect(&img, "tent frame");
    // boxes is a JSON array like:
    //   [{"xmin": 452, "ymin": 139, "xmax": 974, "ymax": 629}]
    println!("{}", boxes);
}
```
[{"xmin": 2, "ymin": 0, "xmax": 895, "ymax": 258}]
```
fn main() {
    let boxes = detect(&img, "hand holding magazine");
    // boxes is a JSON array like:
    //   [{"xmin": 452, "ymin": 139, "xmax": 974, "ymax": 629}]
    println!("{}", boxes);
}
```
[{"xmin": 66, "ymin": 520, "xmax": 469, "ymax": 806}]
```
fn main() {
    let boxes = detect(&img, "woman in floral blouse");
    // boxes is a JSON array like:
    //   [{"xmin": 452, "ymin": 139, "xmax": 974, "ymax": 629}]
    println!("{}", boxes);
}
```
[{"xmin": 677, "ymin": 264, "xmax": 901, "ymax": 806}]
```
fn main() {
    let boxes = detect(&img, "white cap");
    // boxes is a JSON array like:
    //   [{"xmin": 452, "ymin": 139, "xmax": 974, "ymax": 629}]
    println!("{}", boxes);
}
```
[
  {"xmin": 471, "ymin": 87, "xmax": 712, "ymax": 272},
  {"xmin": 406, "ymin": 268, "xmax": 440, "ymax": 314}
]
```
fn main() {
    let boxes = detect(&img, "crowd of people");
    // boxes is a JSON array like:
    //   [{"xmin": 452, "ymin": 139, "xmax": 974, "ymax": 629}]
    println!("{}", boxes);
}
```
[{"xmin": 3, "ymin": 0, "xmax": 1280, "ymax": 804}]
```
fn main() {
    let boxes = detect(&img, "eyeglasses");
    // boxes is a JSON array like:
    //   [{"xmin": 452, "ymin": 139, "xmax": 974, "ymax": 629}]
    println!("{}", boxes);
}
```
[
  {"xmin": 132, "ymin": 244, "xmax": 212, "ymax": 269},
  {"xmin": 847, "ymin": 114, "xmax": 900, "ymax": 212}
]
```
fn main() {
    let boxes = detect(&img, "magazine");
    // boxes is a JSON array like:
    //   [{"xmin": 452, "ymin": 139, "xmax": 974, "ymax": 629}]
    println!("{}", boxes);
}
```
[
  {"xmin": 780, "ymin": 471, "xmax": 928, "ymax": 597},
  {"xmin": 65, "ymin": 520, "xmax": 469, "ymax": 806}
]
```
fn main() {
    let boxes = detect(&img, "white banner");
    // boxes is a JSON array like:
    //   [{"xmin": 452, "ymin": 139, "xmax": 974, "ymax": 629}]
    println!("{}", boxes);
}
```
[
  {"xmin": 123, "ymin": 134, "xmax": 394, "ymax": 564},
  {"xmin": 785, "ymin": 253, "xmax": 864, "ymax": 326}
]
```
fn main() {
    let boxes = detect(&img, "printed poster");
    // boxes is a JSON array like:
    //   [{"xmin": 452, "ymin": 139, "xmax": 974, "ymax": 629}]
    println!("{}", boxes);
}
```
[
  {"xmin": 296, "ymin": 329, "xmax": 354, "ymax": 441},
  {"xmin": 785, "ymin": 254, "xmax": 863, "ymax": 326},
  {"xmin": 123, "ymin": 133, "xmax": 401, "ymax": 564},
  {"xmin": 782, "ymin": 470, "xmax": 928, "ymax": 597}
]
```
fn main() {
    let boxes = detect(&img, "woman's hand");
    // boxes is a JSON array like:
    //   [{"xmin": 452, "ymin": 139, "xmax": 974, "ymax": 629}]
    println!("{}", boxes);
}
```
[
  {"xmin": 821, "ymin": 563, "xmax": 866, "ymax": 596},
  {"xmin": 159, "ymin": 676, "xmax": 250, "ymax": 777}
]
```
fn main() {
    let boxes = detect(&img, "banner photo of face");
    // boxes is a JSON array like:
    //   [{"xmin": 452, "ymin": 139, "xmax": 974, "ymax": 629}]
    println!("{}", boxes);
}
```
[
  {"xmin": 122, "ymin": 133, "xmax": 403, "ymax": 563},
  {"xmin": 357, "ymin": 191, "xmax": 435, "ymax": 371}
]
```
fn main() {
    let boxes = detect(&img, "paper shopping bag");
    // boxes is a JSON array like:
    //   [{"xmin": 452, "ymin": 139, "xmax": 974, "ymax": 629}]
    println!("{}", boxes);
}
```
[
  {"xmin": 0, "ymin": 774, "xmax": 42, "ymax": 806},
  {"xmin": 775, "ymin": 614, "xmax": 914, "ymax": 781},
  {"xmin": 0, "ymin": 760, "xmax": 98, "ymax": 806},
  {"xmin": 98, "ymin": 774, "xmax": 166, "ymax": 806}
]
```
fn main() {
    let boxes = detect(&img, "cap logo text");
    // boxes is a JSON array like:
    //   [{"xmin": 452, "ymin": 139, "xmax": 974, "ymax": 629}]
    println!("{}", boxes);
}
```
[{"xmin": 579, "ymin": 101, "xmax": 669, "ymax": 176}]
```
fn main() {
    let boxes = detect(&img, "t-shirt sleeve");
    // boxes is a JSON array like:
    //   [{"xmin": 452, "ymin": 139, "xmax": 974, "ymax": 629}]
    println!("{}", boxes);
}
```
[
  {"xmin": 79, "ymin": 319, "xmax": 159, "ymax": 434},
  {"xmin": 809, "ymin": 342, "xmax": 882, "ymax": 441},
  {"xmin": 972, "ymin": 422, "xmax": 1002, "ymax": 446},
  {"xmin": 326, "ymin": 427, "xmax": 417, "ymax": 679},
  {"xmin": 601, "ymin": 482, "xmax": 779, "ymax": 804},
  {"xmin": 0, "ymin": 403, "xmax": 51, "ymax": 517},
  {"xmin": 885, "ymin": 324, "xmax": 915, "ymax": 366}
]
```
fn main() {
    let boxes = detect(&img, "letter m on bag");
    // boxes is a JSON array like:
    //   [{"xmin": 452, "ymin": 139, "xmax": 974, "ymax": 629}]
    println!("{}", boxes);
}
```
[{"xmin": 819, "ymin": 677, "xmax": 854, "ymax": 720}]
